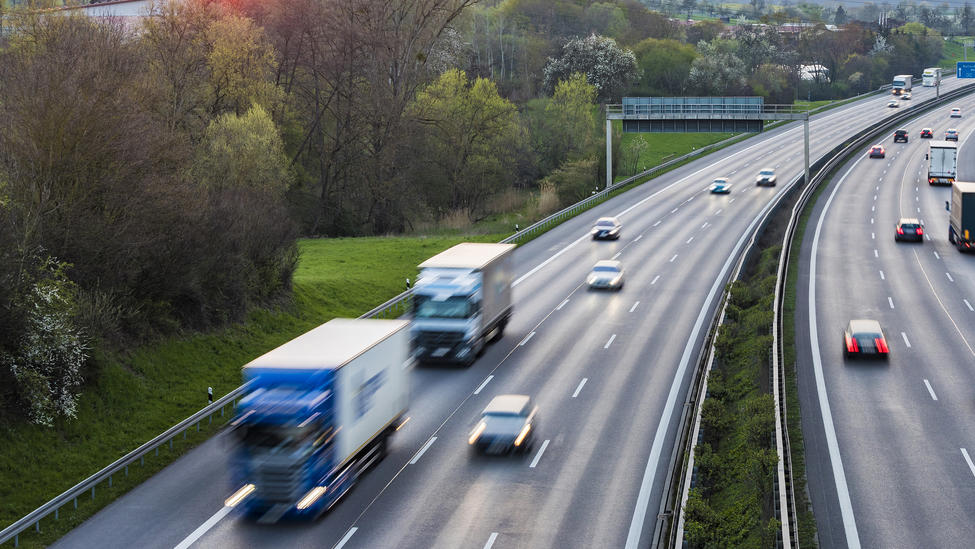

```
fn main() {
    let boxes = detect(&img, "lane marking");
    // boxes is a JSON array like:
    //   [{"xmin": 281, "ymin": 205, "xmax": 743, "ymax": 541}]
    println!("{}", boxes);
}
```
[
  {"xmin": 484, "ymin": 533, "xmax": 499, "ymax": 549},
  {"xmin": 871, "ymin": 218, "xmax": 874, "ymax": 224},
  {"xmin": 670, "ymin": 255, "xmax": 678, "ymax": 262},
  {"xmin": 947, "ymin": 273, "xmax": 954, "ymax": 282},
  {"xmin": 730, "ymin": 198, "xmax": 735, "ymax": 203},
  {"xmin": 902, "ymin": 332, "xmax": 911, "ymax": 347},
  {"xmin": 520, "ymin": 332, "xmax": 535, "ymax": 346},
  {"xmin": 173, "ymin": 506, "xmax": 233, "ymax": 549},
  {"xmin": 701, "ymin": 222, "xmax": 708, "ymax": 228},
  {"xmin": 686, "ymin": 237, "xmax": 694, "ymax": 244},
  {"xmin": 630, "ymin": 302, "xmax": 640, "ymax": 312},
  {"xmin": 671, "ymin": 208, "xmax": 679, "ymax": 213},
  {"xmin": 889, "ymin": 297, "xmax": 895, "ymax": 309},
  {"xmin": 557, "ymin": 299, "xmax": 568, "ymax": 310},
  {"xmin": 874, "ymin": 250, "xmax": 878, "ymax": 257},
  {"xmin": 612, "ymin": 252, "xmax": 622, "ymax": 260},
  {"xmin": 963, "ymin": 449, "xmax": 975, "ymax": 478},
  {"xmin": 715, "ymin": 209, "xmax": 722, "ymax": 215},
  {"xmin": 872, "ymin": 233, "xmax": 875, "ymax": 239},
  {"xmin": 872, "ymin": 206, "xmax": 875, "ymax": 212},
  {"xmin": 635, "ymin": 235, "xmax": 643, "ymax": 241},
  {"xmin": 572, "ymin": 378, "xmax": 588, "ymax": 398},
  {"xmin": 605, "ymin": 334, "xmax": 616, "ymax": 348},
  {"xmin": 410, "ymin": 437, "xmax": 437, "ymax": 465},
  {"xmin": 474, "ymin": 375, "xmax": 494, "ymax": 395},
  {"xmin": 334, "ymin": 528, "xmax": 358, "ymax": 549},
  {"xmin": 512, "ymin": 233, "xmax": 590, "ymax": 287},
  {"xmin": 965, "ymin": 299, "xmax": 974, "ymax": 311},
  {"xmin": 935, "ymin": 252, "xmax": 941, "ymax": 259},
  {"xmin": 880, "ymin": 271, "xmax": 885, "ymax": 280},
  {"xmin": 924, "ymin": 380, "xmax": 938, "ymax": 401},
  {"xmin": 654, "ymin": 220, "xmax": 662, "ymax": 227},
  {"xmin": 529, "ymin": 440, "xmax": 550, "ymax": 468},
  {"xmin": 651, "ymin": 276, "xmax": 660, "ymax": 284}
]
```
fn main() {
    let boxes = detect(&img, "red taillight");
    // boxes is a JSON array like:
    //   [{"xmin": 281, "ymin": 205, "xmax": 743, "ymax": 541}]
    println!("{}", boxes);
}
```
[
  {"xmin": 917, "ymin": 227, "xmax": 923, "ymax": 235},
  {"xmin": 875, "ymin": 338, "xmax": 889, "ymax": 353},
  {"xmin": 897, "ymin": 227, "xmax": 904, "ymax": 234},
  {"xmin": 846, "ymin": 335, "xmax": 859, "ymax": 353}
]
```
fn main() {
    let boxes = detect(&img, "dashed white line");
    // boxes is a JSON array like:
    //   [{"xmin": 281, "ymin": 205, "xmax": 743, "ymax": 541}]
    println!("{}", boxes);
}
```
[
  {"xmin": 701, "ymin": 222, "xmax": 708, "ymax": 229},
  {"xmin": 872, "ymin": 206, "xmax": 875, "ymax": 212},
  {"xmin": 686, "ymin": 237, "xmax": 694, "ymax": 244},
  {"xmin": 635, "ymin": 235, "xmax": 643, "ymax": 241},
  {"xmin": 529, "ymin": 440, "xmax": 550, "ymax": 468},
  {"xmin": 924, "ymin": 380, "xmax": 938, "ymax": 401},
  {"xmin": 872, "ymin": 233, "xmax": 875, "ymax": 240},
  {"xmin": 484, "ymin": 533, "xmax": 499, "ymax": 549},
  {"xmin": 902, "ymin": 332, "xmax": 911, "ymax": 347},
  {"xmin": 935, "ymin": 252, "xmax": 941, "ymax": 259},
  {"xmin": 671, "ymin": 208, "xmax": 679, "ymax": 213},
  {"xmin": 888, "ymin": 297, "xmax": 895, "ymax": 309},
  {"xmin": 334, "ymin": 528, "xmax": 359, "ymax": 549},
  {"xmin": 730, "ymin": 198, "xmax": 735, "ymax": 203},
  {"xmin": 605, "ymin": 334, "xmax": 617, "ymax": 348},
  {"xmin": 630, "ymin": 301, "xmax": 640, "ymax": 312},
  {"xmin": 651, "ymin": 276, "xmax": 660, "ymax": 284},
  {"xmin": 962, "ymin": 449, "xmax": 975, "ymax": 478},
  {"xmin": 670, "ymin": 255, "xmax": 678, "ymax": 262},
  {"xmin": 572, "ymin": 378, "xmax": 588, "ymax": 398},
  {"xmin": 410, "ymin": 437, "xmax": 437, "ymax": 464},
  {"xmin": 557, "ymin": 299, "xmax": 568, "ymax": 310},
  {"xmin": 520, "ymin": 332, "xmax": 536, "ymax": 346},
  {"xmin": 474, "ymin": 376, "xmax": 494, "ymax": 395},
  {"xmin": 874, "ymin": 250, "xmax": 879, "ymax": 257},
  {"xmin": 947, "ymin": 272, "xmax": 955, "ymax": 282},
  {"xmin": 654, "ymin": 220, "xmax": 662, "ymax": 227},
  {"xmin": 871, "ymin": 218, "xmax": 874, "ymax": 224},
  {"xmin": 880, "ymin": 271, "xmax": 885, "ymax": 280},
  {"xmin": 965, "ymin": 299, "xmax": 974, "ymax": 311},
  {"xmin": 612, "ymin": 252, "xmax": 621, "ymax": 260},
  {"xmin": 715, "ymin": 210, "xmax": 722, "ymax": 215}
]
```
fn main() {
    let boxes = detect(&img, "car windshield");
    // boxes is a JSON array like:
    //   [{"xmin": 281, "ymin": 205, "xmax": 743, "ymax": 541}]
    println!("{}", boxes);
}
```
[
  {"xmin": 414, "ymin": 295, "xmax": 474, "ymax": 319},
  {"xmin": 901, "ymin": 223, "xmax": 919, "ymax": 229},
  {"xmin": 596, "ymin": 221, "xmax": 616, "ymax": 227},
  {"xmin": 759, "ymin": 170, "xmax": 774, "ymax": 176},
  {"xmin": 593, "ymin": 266, "xmax": 619, "ymax": 272},
  {"xmin": 713, "ymin": 180, "xmax": 726, "ymax": 184}
]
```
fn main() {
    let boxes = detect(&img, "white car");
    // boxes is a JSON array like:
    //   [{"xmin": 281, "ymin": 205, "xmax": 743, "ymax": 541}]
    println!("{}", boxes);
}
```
[
  {"xmin": 951, "ymin": 108, "xmax": 962, "ymax": 117},
  {"xmin": 887, "ymin": 100, "xmax": 899, "ymax": 108}
]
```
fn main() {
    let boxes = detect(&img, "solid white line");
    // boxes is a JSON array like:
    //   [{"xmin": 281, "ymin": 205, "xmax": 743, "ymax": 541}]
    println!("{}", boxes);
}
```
[
  {"xmin": 963, "ymin": 449, "xmax": 975, "ymax": 478},
  {"xmin": 572, "ymin": 378, "xmax": 588, "ymax": 398},
  {"xmin": 686, "ymin": 237, "xmax": 694, "ymax": 244},
  {"xmin": 630, "ymin": 301, "xmax": 640, "ymax": 312},
  {"xmin": 529, "ymin": 440, "xmax": 550, "ymax": 468},
  {"xmin": 889, "ymin": 297, "xmax": 895, "ymax": 308},
  {"xmin": 670, "ymin": 255, "xmax": 678, "ymax": 262},
  {"xmin": 965, "ymin": 299, "xmax": 974, "ymax": 311},
  {"xmin": 947, "ymin": 272, "xmax": 954, "ymax": 282},
  {"xmin": 651, "ymin": 276, "xmax": 660, "ymax": 284},
  {"xmin": 173, "ymin": 506, "xmax": 232, "ymax": 549},
  {"xmin": 902, "ymin": 332, "xmax": 911, "ymax": 347},
  {"xmin": 334, "ymin": 528, "xmax": 358, "ymax": 549},
  {"xmin": 557, "ymin": 299, "xmax": 568, "ymax": 310},
  {"xmin": 483, "ymin": 533, "xmax": 498, "ymax": 549},
  {"xmin": 924, "ymin": 380, "xmax": 938, "ymax": 401},
  {"xmin": 410, "ymin": 437, "xmax": 437, "ymax": 465},
  {"xmin": 520, "ymin": 332, "xmax": 535, "ymax": 346},
  {"xmin": 605, "ymin": 334, "xmax": 616, "ymax": 348},
  {"xmin": 935, "ymin": 251, "xmax": 941, "ymax": 259},
  {"xmin": 474, "ymin": 375, "xmax": 494, "ymax": 395},
  {"xmin": 512, "ymin": 233, "xmax": 589, "ymax": 287},
  {"xmin": 808, "ymin": 153, "xmax": 864, "ymax": 549},
  {"xmin": 880, "ymin": 271, "xmax": 885, "ymax": 280},
  {"xmin": 612, "ymin": 252, "xmax": 622, "ymax": 260}
]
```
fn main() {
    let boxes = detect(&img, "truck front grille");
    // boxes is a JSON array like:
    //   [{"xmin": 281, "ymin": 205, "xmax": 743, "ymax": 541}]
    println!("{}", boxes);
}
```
[
  {"xmin": 254, "ymin": 459, "xmax": 303, "ymax": 503},
  {"xmin": 416, "ymin": 331, "xmax": 464, "ymax": 348}
]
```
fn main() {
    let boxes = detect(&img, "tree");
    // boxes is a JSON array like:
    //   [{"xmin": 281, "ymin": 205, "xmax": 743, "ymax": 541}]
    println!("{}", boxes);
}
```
[
  {"xmin": 546, "ymin": 73, "xmax": 598, "ymax": 164},
  {"xmin": 193, "ymin": 104, "xmax": 293, "ymax": 195},
  {"xmin": 204, "ymin": 15, "xmax": 281, "ymax": 117},
  {"xmin": 961, "ymin": 2, "xmax": 975, "ymax": 35},
  {"xmin": 689, "ymin": 40, "xmax": 747, "ymax": 95},
  {"xmin": 631, "ymin": 37, "xmax": 698, "ymax": 95},
  {"xmin": 834, "ymin": 5, "xmax": 847, "ymax": 24},
  {"xmin": 680, "ymin": 0, "xmax": 697, "ymax": 20},
  {"xmin": 622, "ymin": 135, "xmax": 650, "ymax": 176},
  {"xmin": 543, "ymin": 34, "xmax": 640, "ymax": 102}
]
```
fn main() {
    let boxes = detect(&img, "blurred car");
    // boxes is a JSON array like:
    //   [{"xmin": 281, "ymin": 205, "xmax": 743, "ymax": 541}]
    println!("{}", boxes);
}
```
[
  {"xmin": 945, "ymin": 129, "xmax": 960, "ymax": 141},
  {"xmin": 755, "ymin": 168, "xmax": 777, "ymax": 186},
  {"xmin": 893, "ymin": 129, "xmax": 908, "ymax": 143},
  {"xmin": 868, "ymin": 145, "xmax": 886, "ymax": 158},
  {"xmin": 587, "ymin": 260, "xmax": 625, "ymax": 290},
  {"xmin": 951, "ymin": 107, "xmax": 962, "ymax": 117},
  {"xmin": 469, "ymin": 395, "xmax": 538, "ymax": 455},
  {"xmin": 709, "ymin": 177, "xmax": 732, "ymax": 193},
  {"xmin": 591, "ymin": 217, "xmax": 621, "ymax": 240},
  {"xmin": 895, "ymin": 218, "xmax": 924, "ymax": 242},
  {"xmin": 844, "ymin": 319, "xmax": 890, "ymax": 359},
  {"xmin": 920, "ymin": 128, "xmax": 934, "ymax": 138},
  {"xmin": 901, "ymin": 92, "xmax": 912, "ymax": 99},
  {"xmin": 887, "ymin": 99, "xmax": 899, "ymax": 108}
]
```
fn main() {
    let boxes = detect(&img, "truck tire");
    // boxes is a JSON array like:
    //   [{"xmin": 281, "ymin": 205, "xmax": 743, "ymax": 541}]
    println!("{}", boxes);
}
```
[
  {"xmin": 949, "ymin": 230, "xmax": 956, "ymax": 244},
  {"xmin": 492, "ymin": 319, "xmax": 507, "ymax": 342}
]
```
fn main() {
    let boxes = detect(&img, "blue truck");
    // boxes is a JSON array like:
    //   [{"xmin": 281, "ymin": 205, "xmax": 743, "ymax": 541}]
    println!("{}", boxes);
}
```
[
  {"xmin": 227, "ymin": 318, "xmax": 411, "ymax": 522},
  {"xmin": 411, "ymin": 243, "xmax": 515, "ymax": 366}
]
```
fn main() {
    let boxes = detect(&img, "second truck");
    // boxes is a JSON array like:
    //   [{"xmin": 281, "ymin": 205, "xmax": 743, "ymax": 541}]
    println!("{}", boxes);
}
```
[
  {"xmin": 949, "ymin": 181, "xmax": 975, "ymax": 252},
  {"xmin": 411, "ymin": 243, "xmax": 515, "ymax": 366},
  {"xmin": 928, "ymin": 141, "xmax": 957, "ymax": 185},
  {"xmin": 892, "ymin": 74, "xmax": 913, "ymax": 95}
]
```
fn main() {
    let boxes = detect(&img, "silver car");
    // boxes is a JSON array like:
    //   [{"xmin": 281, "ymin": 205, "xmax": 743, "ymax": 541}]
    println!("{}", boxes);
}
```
[
  {"xmin": 591, "ymin": 217, "xmax": 622, "ymax": 240},
  {"xmin": 469, "ymin": 395, "xmax": 538, "ymax": 455},
  {"xmin": 587, "ymin": 260, "xmax": 625, "ymax": 290},
  {"xmin": 755, "ymin": 168, "xmax": 777, "ymax": 186}
]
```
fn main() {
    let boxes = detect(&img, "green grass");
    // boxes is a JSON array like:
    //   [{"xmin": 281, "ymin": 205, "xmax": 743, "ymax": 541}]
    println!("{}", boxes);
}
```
[
  {"xmin": 0, "ymin": 235, "xmax": 504, "ymax": 548},
  {"xmin": 617, "ymin": 129, "xmax": 736, "ymax": 179},
  {"xmin": 940, "ymin": 38, "xmax": 971, "ymax": 70}
]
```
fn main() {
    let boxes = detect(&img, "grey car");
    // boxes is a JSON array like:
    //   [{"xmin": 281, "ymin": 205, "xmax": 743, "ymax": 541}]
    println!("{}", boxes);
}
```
[
  {"xmin": 587, "ymin": 260, "xmax": 625, "ymax": 290},
  {"xmin": 755, "ymin": 168, "xmax": 777, "ymax": 186},
  {"xmin": 591, "ymin": 217, "xmax": 622, "ymax": 240},
  {"xmin": 469, "ymin": 395, "xmax": 538, "ymax": 455}
]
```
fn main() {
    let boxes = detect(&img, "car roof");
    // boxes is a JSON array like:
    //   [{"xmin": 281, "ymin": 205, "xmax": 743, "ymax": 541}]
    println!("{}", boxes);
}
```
[
  {"xmin": 848, "ymin": 319, "xmax": 883, "ymax": 333},
  {"xmin": 595, "ymin": 217, "xmax": 619, "ymax": 224},
  {"xmin": 483, "ymin": 394, "xmax": 531, "ymax": 415},
  {"xmin": 593, "ymin": 260, "xmax": 622, "ymax": 269},
  {"xmin": 895, "ymin": 128, "xmax": 907, "ymax": 132},
  {"xmin": 898, "ymin": 217, "xmax": 921, "ymax": 225},
  {"xmin": 713, "ymin": 177, "xmax": 729, "ymax": 182},
  {"xmin": 871, "ymin": 145, "xmax": 883, "ymax": 149},
  {"xmin": 760, "ymin": 167, "xmax": 775, "ymax": 171}
]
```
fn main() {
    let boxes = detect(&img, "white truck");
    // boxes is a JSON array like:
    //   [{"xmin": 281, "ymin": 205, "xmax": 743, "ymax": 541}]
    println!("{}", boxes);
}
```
[
  {"xmin": 411, "ymin": 243, "xmax": 515, "ymax": 366},
  {"xmin": 948, "ymin": 181, "xmax": 975, "ymax": 252},
  {"xmin": 892, "ymin": 74, "xmax": 913, "ymax": 95},
  {"xmin": 927, "ymin": 141, "xmax": 957, "ymax": 185},
  {"xmin": 228, "ymin": 318, "xmax": 411, "ymax": 521}
]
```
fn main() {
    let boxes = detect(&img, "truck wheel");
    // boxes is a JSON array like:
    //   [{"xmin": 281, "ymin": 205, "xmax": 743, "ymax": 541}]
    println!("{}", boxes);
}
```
[
  {"xmin": 949, "ymin": 231, "xmax": 956, "ymax": 244},
  {"xmin": 492, "ymin": 320, "xmax": 507, "ymax": 342}
]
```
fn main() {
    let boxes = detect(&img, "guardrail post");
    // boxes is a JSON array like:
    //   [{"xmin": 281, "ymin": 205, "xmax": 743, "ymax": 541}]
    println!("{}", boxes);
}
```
[
  {"xmin": 91, "ymin": 487, "xmax": 95, "ymax": 499},
  {"xmin": 74, "ymin": 497, "xmax": 77, "ymax": 508},
  {"xmin": 109, "ymin": 475, "xmax": 112, "ymax": 488},
  {"xmin": 35, "ymin": 521, "xmax": 39, "ymax": 532},
  {"xmin": 55, "ymin": 508, "xmax": 58, "ymax": 520},
  {"xmin": 125, "ymin": 465, "xmax": 128, "ymax": 477}
]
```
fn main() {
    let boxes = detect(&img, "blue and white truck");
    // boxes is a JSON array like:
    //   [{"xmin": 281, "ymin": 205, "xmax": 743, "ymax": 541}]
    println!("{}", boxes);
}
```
[
  {"xmin": 411, "ymin": 243, "xmax": 515, "ymax": 366},
  {"xmin": 227, "ymin": 318, "xmax": 411, "ymax": 522}
]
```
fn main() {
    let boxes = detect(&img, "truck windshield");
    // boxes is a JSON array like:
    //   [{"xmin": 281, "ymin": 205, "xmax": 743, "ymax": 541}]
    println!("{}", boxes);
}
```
[
  {"xmin": 414, "ymin": 295, "xmax": 473, "ymax": 319},
  {"xmin": 241, "ymin": 425, "xmax": 318, "ymax": 452}
]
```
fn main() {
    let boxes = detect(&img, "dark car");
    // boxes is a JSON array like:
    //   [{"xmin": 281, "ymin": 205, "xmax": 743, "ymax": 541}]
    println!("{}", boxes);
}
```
[
  {"xmin": 844, "ymin": 319, "xmax": 889, "ymax": 359},
  {"xmin": 868, "ymin": 145, "xmax": 885, "ymax": 158},
  {"xmin": 945, "ymin": 129, "xmax": 960, "ymax": 141},
  {"xmin": 893, "ymin": 129, "xmax": 908, "ymax": 143},
  {"xmin": 469, "ymin": 395, "xmax": 538, "ymax": 455},
  {"xmin": 755, "ymin": 168, "xmax": 777, "ymax": 186},
  {"xmin": 591, "ymin": 217, "xmax": 621, "ymax": 240},
  {"xmin": 920, "ymin": 128, "xmax": 934, "ymax": 138},
  {"xmin": 895, "ymin": 218, "xmax": 924, "ymax": 242}
]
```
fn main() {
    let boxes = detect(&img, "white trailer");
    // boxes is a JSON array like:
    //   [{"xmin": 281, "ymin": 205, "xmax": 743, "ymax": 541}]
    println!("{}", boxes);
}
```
[{"xmin": 927, "ymin": 141, "xmax": 957, "ymax": 185}]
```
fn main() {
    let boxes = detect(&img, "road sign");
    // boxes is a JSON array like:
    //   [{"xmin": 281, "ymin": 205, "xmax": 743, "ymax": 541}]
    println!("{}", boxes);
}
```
[{"xmin": 958, "ymin": 62, "xmax": 975, "ymax": 78}]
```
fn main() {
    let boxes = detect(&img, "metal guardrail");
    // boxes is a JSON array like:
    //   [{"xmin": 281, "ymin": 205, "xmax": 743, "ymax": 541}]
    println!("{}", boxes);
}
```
[{"xmin": 0, "ymin": 384, "xmax": 250, "ymax": 547}]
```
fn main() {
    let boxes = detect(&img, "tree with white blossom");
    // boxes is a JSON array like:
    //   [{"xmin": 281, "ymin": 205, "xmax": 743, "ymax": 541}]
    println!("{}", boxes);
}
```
[{"xmin": 543, "ymin": 34, "xmax": 640, "ymax": 103}]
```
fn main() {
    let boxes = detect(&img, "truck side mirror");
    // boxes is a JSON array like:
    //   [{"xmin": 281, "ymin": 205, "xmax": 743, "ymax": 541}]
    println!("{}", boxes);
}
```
[
  {"xmin": 946, "ymin": 201, "xmax": 950, "ymax": 211},
  {"xmin": 926, "ymin": 154, "xmax": 929, "ymax": 160}
]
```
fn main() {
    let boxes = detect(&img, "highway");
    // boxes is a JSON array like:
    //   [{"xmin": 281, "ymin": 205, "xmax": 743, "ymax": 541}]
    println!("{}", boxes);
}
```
[
  {"xmin": 48, "ymin": 79, "xmax": 973, "ymax": 549},
  {"xmin": 795, "ymin": 88, "xmax": 975, "ymax": 549}
]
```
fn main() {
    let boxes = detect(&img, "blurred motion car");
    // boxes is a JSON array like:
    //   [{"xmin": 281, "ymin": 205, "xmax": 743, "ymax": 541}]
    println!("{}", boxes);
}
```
[
  {"xmin": 587, "ymin": 260, "xmax": 625, "ymax": 290},
  {"xmin": 895, "ymin": 218, "xmax": 924, "ymax": 242},
  {"xmin": 901, "ymin": 92, "xmax": 912, "ymax": 99},
  {"xmin": 893, "ymin": 129, "xmax": 908, "ymax": 143},
  {"xmin": 469, "ymin": 395, "xmax": 538, "ymax": 455},
  {"xmin": 951, "ymin": 107, "xmax": 962, "ymax": 117},
  {"xmin": 844, "ymin": 320, "xmax": 890, "ymax": 359},
  {"xmin": 920, "ymin": 128, "xmax": 934, "ymax": 138},
  {"xmin": 709, "ymin": 177, "xmax": 732, "ymax": 193},
  {"xmin": 591, "ymin": 217, "xmax": 621, "ymax": 240},
  {"xmin": 755, "ymin": 168, "xmax": 777, "ymax": 186},
  {"xmin": 868, "ymin": 145, "xmax": 886, "ymax": 158},
  {"xmin": 887, "ymin": 99, "xmax": 899, "ymax": 108},
  {"xmin": 945, "ymin": 129, "xmax": 959, "ymax": 141}
]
